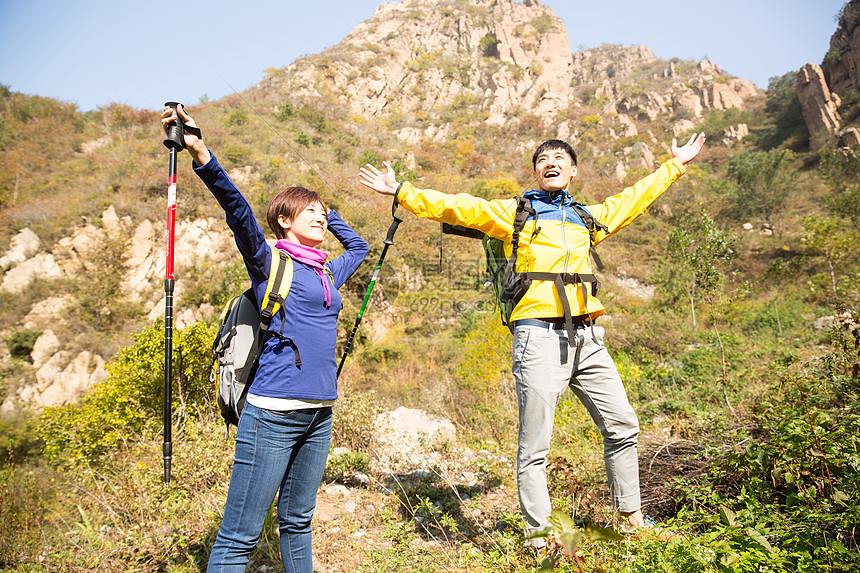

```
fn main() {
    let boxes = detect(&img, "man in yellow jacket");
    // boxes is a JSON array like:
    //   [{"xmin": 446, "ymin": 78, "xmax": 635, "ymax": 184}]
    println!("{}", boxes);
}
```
[{"xmin": 359, "ymin": 132, "xmax": 706, "ymax": 540}]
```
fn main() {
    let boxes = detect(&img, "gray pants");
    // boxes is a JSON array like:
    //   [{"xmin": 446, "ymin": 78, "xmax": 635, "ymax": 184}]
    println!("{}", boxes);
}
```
[{"xmin": 512, "ymin": 321, "xmax": 640, "ymax": 538}]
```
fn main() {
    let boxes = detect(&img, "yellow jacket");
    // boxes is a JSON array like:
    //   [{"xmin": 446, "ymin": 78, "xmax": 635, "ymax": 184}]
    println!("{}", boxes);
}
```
[{"xmin": 397, "ymin": 158, "xmax": 687, "ymax": 322}]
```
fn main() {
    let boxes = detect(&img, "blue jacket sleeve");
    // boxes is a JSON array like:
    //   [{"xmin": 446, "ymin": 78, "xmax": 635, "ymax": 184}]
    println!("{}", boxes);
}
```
[
  {"xmin": 325, "ymin": 210, "xmax": 368, "ymax": 288},
  {"xmin": 192, "ymin": 153, "xmax": 270, "ymax": 284}
]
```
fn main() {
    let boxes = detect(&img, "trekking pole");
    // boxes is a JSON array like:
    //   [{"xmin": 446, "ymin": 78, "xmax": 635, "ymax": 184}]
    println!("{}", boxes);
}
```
[
  {"xmin": 161, "ymin": 101, "xmax": 185, "ymax": 485},
  {"xmin": 337, "ymin": 198, "xmax": 402, "ymax": 377}
]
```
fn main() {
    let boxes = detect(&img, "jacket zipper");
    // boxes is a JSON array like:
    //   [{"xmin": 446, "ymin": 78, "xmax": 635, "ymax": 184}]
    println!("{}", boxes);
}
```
[{"xmin": 560, "ymin": 196, "xmax": 570, "ymax": 272}]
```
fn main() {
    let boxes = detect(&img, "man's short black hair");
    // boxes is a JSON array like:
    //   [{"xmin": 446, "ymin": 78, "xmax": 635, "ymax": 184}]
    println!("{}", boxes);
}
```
[{"xmin": 532, "ymin": 139, "xmax": 577, "ymax": 169}]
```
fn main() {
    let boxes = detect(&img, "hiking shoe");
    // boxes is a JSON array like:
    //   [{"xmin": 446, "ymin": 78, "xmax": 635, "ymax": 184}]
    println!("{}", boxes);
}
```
[
  {"xmin": 533, "ymin": 541, "xmax": 564, "ymax": 568},
  {"xmin": 624, "ymin": 515, "xmax": 677, "ymax": 541}
]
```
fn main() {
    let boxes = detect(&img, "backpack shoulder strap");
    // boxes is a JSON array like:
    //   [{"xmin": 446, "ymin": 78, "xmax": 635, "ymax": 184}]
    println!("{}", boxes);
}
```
[
  {"xmin": 509, "ymin": 196, "xmax": 536, "ymax": 261},
  {"xmin": 512, "ymin": 196, "xmax": 535, "ymax": 235},
  {"xmin": 260, "ymin": 247, "xmax": 294, "ymax": 327},
  {"xmin": 571, "ymin": 203, "xmax": 608, "ymax": 271},
  {"xmin": 571, "ymin": 203, "xmax": 608, "ymax": 240},
  {"xmin": 256, "ymin": 247, "xmax": 301, "ymax": 368}
]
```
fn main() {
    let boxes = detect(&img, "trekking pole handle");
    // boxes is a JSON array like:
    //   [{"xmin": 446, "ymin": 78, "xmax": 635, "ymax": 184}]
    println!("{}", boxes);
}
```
[
  {"xmin": 383, "ymin": 215, "xmax": 402, "ymax": 246},
  {"xmin": 163, "ymin": 101, "xmax": 185, "ymax": 151}
]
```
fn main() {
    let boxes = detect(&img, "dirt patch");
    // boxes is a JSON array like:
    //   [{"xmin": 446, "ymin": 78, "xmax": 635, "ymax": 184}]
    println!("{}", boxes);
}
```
[{"xmin": 639, "ymin": 439, "xmax": 712, "ymax": 520}]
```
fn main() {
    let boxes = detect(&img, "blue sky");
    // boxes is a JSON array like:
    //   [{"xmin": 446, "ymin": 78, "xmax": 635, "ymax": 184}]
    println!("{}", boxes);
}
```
[{"xmin": 0, "ymin": 0, "xmax": 846, "ymax": 113}]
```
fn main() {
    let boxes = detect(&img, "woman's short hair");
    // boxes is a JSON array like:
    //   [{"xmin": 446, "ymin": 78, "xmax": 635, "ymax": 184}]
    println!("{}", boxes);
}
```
[{"xmin": 266, "ymin": 186, "xmax": 328, "ymax": 239}]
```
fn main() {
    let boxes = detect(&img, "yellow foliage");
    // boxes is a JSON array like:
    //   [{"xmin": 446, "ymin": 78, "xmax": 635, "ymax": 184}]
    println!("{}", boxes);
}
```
[{"xmin": 456, "ymin": 140, "xmax": 475, "ymax": 159}]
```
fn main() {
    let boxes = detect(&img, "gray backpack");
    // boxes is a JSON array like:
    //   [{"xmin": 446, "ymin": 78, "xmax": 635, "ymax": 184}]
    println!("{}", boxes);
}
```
[{"xmin": 209, "ymin": 248, "xmax": 298, "ymax": 436}]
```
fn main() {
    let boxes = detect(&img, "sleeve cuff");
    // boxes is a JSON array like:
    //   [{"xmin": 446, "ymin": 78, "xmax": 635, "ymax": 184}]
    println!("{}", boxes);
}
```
[{"xmin": 192, "ymin": 150, "xmax": 217, "ymax": 171}]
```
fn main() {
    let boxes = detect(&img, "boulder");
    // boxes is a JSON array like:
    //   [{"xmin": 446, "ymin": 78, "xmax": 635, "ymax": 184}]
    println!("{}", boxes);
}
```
[
  {"xmin": 0, "ymin": 228, "xmax": 40, "ymax": 271},
  {"xmin": 627, "ymin": 141, "xmax": 655, "ymax": 170},
  {"xmin": 35, "ymin": 351, "xmax": 106, "ymax": 409},
  {"xmin": 722, "ymin": 123, "xmax": 749, "ymax": 146},
  {"xmin": 372, "ymin": 407, "xmax": 456, "ymax": 471},
  {"xmin": 672, "ymin": 119, "xmax": 696, "ymax": 137},
  {"xmin": 710, "ymin": 82, "xmax": 746, "ymax": 110},
  {"xmin": 842, "ymin": 127, "xmax": 860, "ymax": 148},
  {"xmin": 124, "ymin": 219, "xmax": 158, "ymax": 304},
  {"xmin": 615, "ymin": 114, "xmax": 638, "ymax": 137},
  {"xmin": 23, "ymin": 296, "xmax": 74, "ymax": 330},
  {"xmin": 31, "ymin": 330, "xmax": 61, "ymax": 369},
  {"xmin": 0, "ymin": 253, "xmax": 64, "ymax": 294}
]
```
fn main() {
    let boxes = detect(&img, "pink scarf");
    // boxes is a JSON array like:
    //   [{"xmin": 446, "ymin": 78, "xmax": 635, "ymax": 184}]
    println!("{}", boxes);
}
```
[{"xmin": 274, "ymin": 239, "xmax": 331, "ymax": 308}]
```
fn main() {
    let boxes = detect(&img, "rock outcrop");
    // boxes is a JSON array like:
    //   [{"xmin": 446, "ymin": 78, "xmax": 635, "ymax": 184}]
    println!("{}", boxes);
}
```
[
  {"xmin": 1, "ymin": 205, "xmax": 237, "ymax": 411},
  {"xmin": 372, "ymin": 406, "xmax": 456, "ymax": 470},
  {"xmin": 0, "ymin": 229, "xmax": 40, "ymax": 271},
  {"xmin": 261, "ymin": 0, "xmax": 576, "ymax": 129},
  {"xmin": 797, "ymin": 63, "xmax": 842, "ymax": 151}
]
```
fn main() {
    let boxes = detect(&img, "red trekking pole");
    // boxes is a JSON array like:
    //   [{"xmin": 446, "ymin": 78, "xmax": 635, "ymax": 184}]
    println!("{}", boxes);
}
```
[{"xmin": 161, "ymin": 101, "xmax": 184, "ymax": 485}]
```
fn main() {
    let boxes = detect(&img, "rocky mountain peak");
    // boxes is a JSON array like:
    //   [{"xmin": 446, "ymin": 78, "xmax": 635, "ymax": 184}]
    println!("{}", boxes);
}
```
[
  {"xmin": 256, "ymin": 0, "xmax": 758, "ymax": 150},
  {"xmin": 262, "ymin": 0, "xmax": 574, "ymax": 128}
]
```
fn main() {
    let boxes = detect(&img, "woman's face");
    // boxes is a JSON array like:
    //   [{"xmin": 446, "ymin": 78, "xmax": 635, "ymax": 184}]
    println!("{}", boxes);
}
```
[{"xmin": 279, "ymin": 201, "xmax": 327, "ymax": 247}]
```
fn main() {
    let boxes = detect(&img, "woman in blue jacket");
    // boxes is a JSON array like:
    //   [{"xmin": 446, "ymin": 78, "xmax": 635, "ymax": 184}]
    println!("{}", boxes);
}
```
[{"xmin": 161, "ymin": 105, "xmax": 368, "ymax": 573}]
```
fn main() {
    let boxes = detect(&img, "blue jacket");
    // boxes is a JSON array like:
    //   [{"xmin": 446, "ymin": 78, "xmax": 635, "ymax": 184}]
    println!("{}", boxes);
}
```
[{"xmin": 194, "ymin": 154, "xmax": 368, "ymax": 401}]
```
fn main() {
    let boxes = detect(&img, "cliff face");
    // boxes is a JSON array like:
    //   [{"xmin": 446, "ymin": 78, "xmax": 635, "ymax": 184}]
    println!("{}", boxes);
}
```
[
  {"xmin": 826, "ymin": 0, "xmax": 860, "ymax": 98},
  {"xmin": 797, "ymin": 0, "xmax": 860, "ymax": 149},
  {"xmin": 260, "ymin": 0, "xmax": 576, "ymax": 128},
  {"xmin": 797, "ymin": 63, "xmax": 842, "ymax": 151}
]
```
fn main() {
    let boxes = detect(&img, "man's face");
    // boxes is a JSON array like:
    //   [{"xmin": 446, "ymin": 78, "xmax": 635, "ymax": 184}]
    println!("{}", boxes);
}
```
[{"xmin": 533, "ymin": 147, "xmax": 576, "ymax": 193}]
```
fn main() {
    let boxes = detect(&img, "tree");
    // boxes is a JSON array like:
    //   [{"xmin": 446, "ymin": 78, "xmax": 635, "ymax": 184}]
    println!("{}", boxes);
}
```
[
  {"xmin": 757, "ymin": 71, "xmax": 809, "ymax": 151},
  {"xmin": 724, "ymin": 149, "xmax": 795, "ymax": 235},
  {"xmin": 654, "ymin": 210, "xmax": 736, "ymax": 329},
  {"xmin": 802, "ymin": 216, "xmax": 860, "ymax": 302},
  {"xmin": 653, "ymin": 210, "xmax": 738, "ymax": 413},
  {"xmin": 819, "ymin": 145, "xmax": 860, "ymax": 233}
]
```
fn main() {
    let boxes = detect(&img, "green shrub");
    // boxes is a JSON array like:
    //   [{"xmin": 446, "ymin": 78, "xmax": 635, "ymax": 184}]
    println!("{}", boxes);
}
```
[
  {"xmin": 389, "ymin": 159, "xmax": 417, "ymax": 182},
  {"xmin": 530, "ymin": 13, "xmax": 553, "ymax": 35},
  {"xmin": 581, "ymin": 114, "xmax": 601, "ymax": 128},
  {"xmin": 6, "ymin": 329, "xmax": 40, "ymax": 359},
  {"xmin": 35, "ymin": 321, "xmax": 216, "ymax": 467},
  {"xmin": 0, "ymin": 416, "xmax": 37, "ymax": 461},
  {"xmin": 479, "ymin": 35, "xmax": 499, "ymax": 58},
  {"xmin": 356, "ymin": 149, "xmax": 379, "ymax": 167},
  {"xmin": 221, "ymin": 143, "xmax": 251, "ymax": 164},
  {"xmin": 452, "ymin": 313, "xmax": 516, "ymax": 441},
  {"xmin": 225, "ymin": 109, "xmax": 248, "ymax": 127},
  {"xmin": 469, "ymin": 176, "xmax": 520, "ymax": 200},
  {"xmin": 323, "ymin": 450, "xmax": 371, "ymax": 484},
  {"xmin": 274, "ymin": 102, "xmax": 295, "ymax": 122},
  {"xmin": 667, "ymin": 309, "xmax": 860, "ymax": 572}
]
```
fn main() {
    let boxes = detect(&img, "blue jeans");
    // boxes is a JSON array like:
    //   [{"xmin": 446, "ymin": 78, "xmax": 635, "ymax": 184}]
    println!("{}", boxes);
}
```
[{"xmin": 207, "ymin": 403, "xmax": 332, "ymax": 573}]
